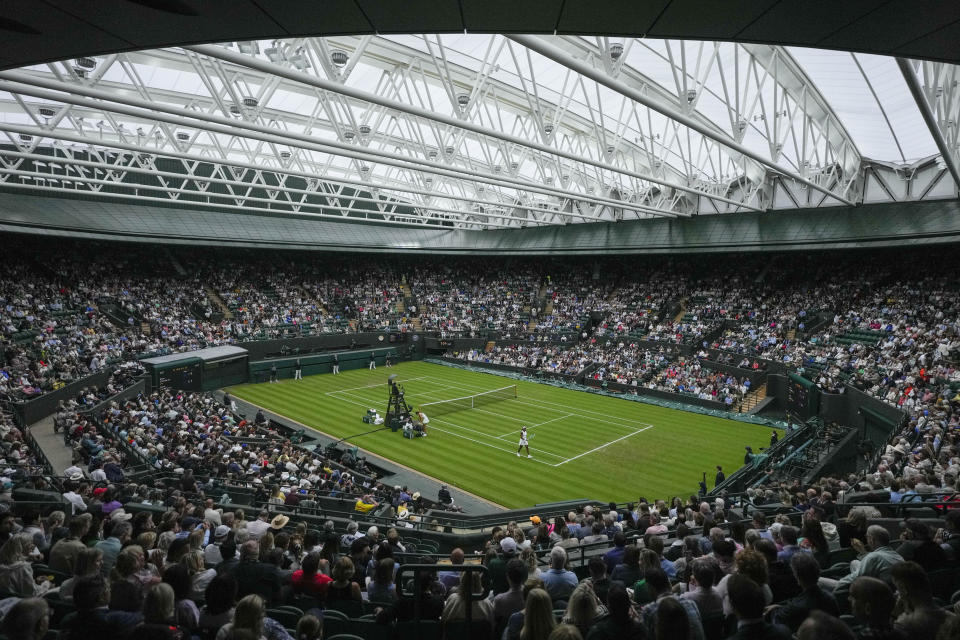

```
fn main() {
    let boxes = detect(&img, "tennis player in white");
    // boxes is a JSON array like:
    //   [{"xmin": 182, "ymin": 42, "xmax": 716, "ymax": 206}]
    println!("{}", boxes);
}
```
[
  {"xmin": 415, "ymin": 408, "xmax": 429, "ymax": 437},
  {"xmin": 517, "ymin": 426, "xmax": 531, "ymax": 458}
]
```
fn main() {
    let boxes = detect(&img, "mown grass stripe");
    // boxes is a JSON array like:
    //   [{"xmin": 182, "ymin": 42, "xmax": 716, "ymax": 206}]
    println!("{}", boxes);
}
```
[{"xmin": 228, "ymin": 361, "xmax": 776, "ymax": 509}]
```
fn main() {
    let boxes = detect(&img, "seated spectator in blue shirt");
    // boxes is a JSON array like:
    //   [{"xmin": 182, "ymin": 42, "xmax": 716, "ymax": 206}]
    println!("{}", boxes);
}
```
[
  {"xmin": 540, "ymin": 547, "xmax": 577, "ymax": 607},
  {"xmin": 644, "ymin": 535, "xmax": 676, "ymax": 580},
  {"xmin": 602, "ymin": 533, "xmax": 627, "ymax": 575},
  {"xmin": 776, "ymin": 526, "xmax": 808, "ymax": 565}
]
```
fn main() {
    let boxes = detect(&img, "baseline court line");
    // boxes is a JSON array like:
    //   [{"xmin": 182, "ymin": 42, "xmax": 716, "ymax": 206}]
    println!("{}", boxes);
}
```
[
  {"xmin": 551, "ymin": 426, "xmax": 655, "ymax": 467},
  {"xmin": 326, "ymin": 376, "xmax": 428, "ymax": 395}
]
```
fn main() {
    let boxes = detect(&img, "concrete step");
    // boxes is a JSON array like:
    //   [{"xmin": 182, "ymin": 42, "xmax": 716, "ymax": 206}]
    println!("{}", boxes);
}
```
[
  {"xmin": 204, "ymin": 284, "xmax": 233, "ymax": 320},
  {"xmin": 28, "ymin": 415, "xmax": 76, "ymax": 475},
  {"xmin": 738, "ymin": 382, "xmax": 768, "ymax": 413}
]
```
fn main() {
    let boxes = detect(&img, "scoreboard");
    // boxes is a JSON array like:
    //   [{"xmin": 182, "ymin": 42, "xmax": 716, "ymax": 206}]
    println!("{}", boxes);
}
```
[
  {"xmin": 156, "ymin": 360, "xmax": 202, "ymax": 390},
  {"xmin": 787, "ymin": 373, "xmax": 820, "ymax": 419}
]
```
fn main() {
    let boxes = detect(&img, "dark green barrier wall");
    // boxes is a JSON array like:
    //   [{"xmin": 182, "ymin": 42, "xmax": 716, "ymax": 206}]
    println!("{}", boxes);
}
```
[{"xmin": 248, "ymin": 347, "xmax": 397, "ymax": 382}]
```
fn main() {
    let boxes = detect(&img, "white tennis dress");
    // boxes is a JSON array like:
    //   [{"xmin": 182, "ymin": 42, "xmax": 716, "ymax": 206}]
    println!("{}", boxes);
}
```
[{"xmin": 519, "ymin": 428, "xmax": 528, "ymax": 446}]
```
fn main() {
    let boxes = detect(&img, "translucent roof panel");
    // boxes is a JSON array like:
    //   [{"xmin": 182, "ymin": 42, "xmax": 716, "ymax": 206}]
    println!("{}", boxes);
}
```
[{"xmin": 788, "ymin": 48, "xmax": 938, "ymax": 163}]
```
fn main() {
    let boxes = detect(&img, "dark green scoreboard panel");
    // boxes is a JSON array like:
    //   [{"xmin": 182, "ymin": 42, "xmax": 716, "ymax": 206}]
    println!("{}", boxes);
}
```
[
  {"xmin": 787, "ymin": 373, "xmax": 821, "ymax": 419},
  {"xmin": 155, "ymin": 359, "xmax": 202, "ymax": 390}
]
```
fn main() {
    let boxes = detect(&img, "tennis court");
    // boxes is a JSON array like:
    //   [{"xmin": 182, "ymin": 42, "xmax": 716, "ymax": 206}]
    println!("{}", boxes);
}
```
[
  {"xmin": 325, "ymin": 374, "xmax": 655, "ymax": 468},
  {"xmin": 228, "ymin": 361, "xmax": 775, "ymax": 508}
]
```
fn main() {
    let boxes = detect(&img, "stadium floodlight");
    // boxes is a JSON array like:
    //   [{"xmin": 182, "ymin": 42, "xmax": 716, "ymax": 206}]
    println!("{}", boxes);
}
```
[
  {"xmin": 73, "ymin": 57, "xmax": 97, "ymax": 71},
  {"xmin": 358, "ymin": 124, "xmax": 371, "ymax": 137},
  {"xmin": 236, "ymin": 41, "xmax": 259, "ymax": 55},
  {"xmin": 37, "ymin": 106, "xmax": 56, "ymax": 119},
  {"xmin": 456, "ymin": 93, "xmax": 469, "ymax": 108},
  {"xmin": 609, "ymin": 42, "xmax": 624, "ymax": 60},
  {"xmin": 242, "ymin": 96, "xmax": 259, "ymax": 109},
  {"xmin": 543, "ymin": 123, "xmax": 554, "ymax": 135},
  {"xmin": 330, "ymin": 50, "xmax": 349, "ymax": 68}
]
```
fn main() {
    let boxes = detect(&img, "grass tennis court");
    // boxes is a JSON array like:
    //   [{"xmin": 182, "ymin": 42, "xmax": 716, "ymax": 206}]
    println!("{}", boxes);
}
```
[{"xmin": 227, "ymin": 361, "xmax": 776, "ymax": 509}]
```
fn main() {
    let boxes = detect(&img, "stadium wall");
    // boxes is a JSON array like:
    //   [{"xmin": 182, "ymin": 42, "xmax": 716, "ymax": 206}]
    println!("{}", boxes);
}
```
[
  {"xmin": 1, "ymin": 192, "xmax": 960, "ymax": 254},
  {"xmin": 237, "ymin": 332, "xmax": 416, "ymax": 361},
  {"xmin": 581, "ymin": 378, "xmax": 728, "ymax": 411},
  {"xmin": 13, "ymin": 367, "xmax": 115, "ymax": 426}
]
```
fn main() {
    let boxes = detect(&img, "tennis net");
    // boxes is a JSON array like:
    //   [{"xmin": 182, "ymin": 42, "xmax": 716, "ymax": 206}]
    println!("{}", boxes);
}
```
[{"xmin": 419, "ymin": 384, "xmax": 517, "ymax": 417}]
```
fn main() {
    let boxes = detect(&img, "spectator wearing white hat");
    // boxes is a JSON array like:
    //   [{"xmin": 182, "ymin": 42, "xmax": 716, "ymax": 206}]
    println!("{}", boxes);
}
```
[{"xmin": 204, "ymin": 525, "xmax": 233, "ymax": 566}]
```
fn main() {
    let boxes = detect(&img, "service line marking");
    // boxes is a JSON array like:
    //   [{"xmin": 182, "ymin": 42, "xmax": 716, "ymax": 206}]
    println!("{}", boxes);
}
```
[{"xmin": 495, "ymin": 413, "xmax": 574, "ymax": 439}]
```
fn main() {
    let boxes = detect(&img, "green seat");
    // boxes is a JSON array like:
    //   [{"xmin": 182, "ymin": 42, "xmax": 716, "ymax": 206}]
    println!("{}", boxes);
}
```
[
  {"xmin": 343, "ymin": 620, "xmax": 392, "ymax": 640},
  {"xmin": 325, "ymin": 600, "xmax": 364, "ymax": 618},
  {"xmin": 267, "ymin": 606, "xmax": 303, "ymax": 629},
  {"xmin": 396, "ymin": 620, "xmax": 441, "ymax": 640},
  {"xmin": 322, "ymin": 615, "xmax": 354, "ymax": 639}
]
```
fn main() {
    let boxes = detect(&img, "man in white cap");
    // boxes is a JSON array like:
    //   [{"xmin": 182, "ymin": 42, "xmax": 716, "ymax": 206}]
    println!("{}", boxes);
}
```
[{"xmin": 204, "ymin": 525, "xmax": 233, "ymax": 565}]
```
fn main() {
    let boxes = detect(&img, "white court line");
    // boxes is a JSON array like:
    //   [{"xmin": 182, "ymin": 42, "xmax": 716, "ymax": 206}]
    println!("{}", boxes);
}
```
[
  {"xmin": 429, "ymin": 417, "xmax": 567, "ymax": 459},
  {"xmin": 327, "ymin": 391, "xmax": 381, "ymax": 411},
  {"xmin": 333, "ymin": 389, "xmax": 395, "ymax": 409},
  {"xmin": 430, "ymin": 418, "xmax": 567, "ymax": 463},
  {"xmin": 513, "ymin": 397, "xmax": 651, "ymax": 431},
  {"xmin": 495, "ymin": 413, "xmax": 573, "ymax": 439},
  {"xmin": 330, "ymin": 388, "xmax": 567, "ymax": 456},
  {"xmin": 420, "ymin": 375, "xmax": 646, "ymax": 432},
  {"xmin": 551, "ymin": 425, "xmax": 655, "ymax": 467},
  {"xmin": 326, "ymin": 376, "xmax": 428, "ymax": 395}
]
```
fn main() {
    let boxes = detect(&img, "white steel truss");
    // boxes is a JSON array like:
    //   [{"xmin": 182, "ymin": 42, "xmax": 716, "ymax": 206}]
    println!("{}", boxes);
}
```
[
  {"xmin": 0, "ymin": 35, "xmax": 953, "ymax": 230},
  {"xmin": 897, "ymin": 58, "xmax": 960, "ymax": 189}
]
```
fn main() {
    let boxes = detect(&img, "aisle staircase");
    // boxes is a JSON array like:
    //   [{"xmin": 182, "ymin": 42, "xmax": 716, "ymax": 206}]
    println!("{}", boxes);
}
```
[
  {"xmin": 738, "ymin": 382, "xmax": 767, "ymax": 413},
  {"xmin": 400, "ymin": 282, "xmax": 421, "ymax": 329},
  {"xmin": 203, "ymin": 284, "xmax": 233, "ymax": 320},
  {"xmin": 673, "ymin": 298, "xmax": 688, "ymax": 324}
]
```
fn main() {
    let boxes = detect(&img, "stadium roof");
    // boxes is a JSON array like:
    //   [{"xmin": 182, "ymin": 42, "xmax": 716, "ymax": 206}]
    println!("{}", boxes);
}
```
[{"xmin": 0, "ymin": 6, "xmax": 956, "ymax": 231}]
